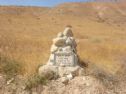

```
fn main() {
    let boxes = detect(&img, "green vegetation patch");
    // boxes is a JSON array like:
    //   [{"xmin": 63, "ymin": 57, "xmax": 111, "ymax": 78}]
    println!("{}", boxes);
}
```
[
  {"xmin": 25, "ymin": 74, "xmax": 48, "ymax": 90},
  {"xmin": 0, "ymin": 55, "xmax": 23, "ymax": 80}
]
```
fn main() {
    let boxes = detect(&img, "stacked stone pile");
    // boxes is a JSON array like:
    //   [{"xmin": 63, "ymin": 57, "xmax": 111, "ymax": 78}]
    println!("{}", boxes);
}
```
[
  {"xmin": 39, "ymin": 27, "xmax": 85, "ymax": 82},
  {"xmin": 48, "ymin": 27, "xmax": 78, "ymax": 66}
]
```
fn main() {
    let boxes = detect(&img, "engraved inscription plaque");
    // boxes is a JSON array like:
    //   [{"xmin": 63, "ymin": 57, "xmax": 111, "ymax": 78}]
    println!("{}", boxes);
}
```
[{"xmin": 54, "ymin": 52, "xmax": 75, "ymax": 66}]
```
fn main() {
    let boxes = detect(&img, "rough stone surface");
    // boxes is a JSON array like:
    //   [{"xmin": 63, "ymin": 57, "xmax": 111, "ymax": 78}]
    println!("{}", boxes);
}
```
[
  {"xmin": 62, "ymin": 46, "xmax": 72, "ymax": 52},
  {"xmin": 58, "ymin": 66, "xmax": 81, "ymax": 77},
  {"xmin": 49, "ymin": 27, "xmax": 78, "ymax": 67},
  {"xmin": 0, "ymin": 75, "xmax": 125, "ymax": 94},
  {"xmin": 70, "ymin": 37, "xmax": 77, "ymax": 48},
  {"xmin": 41, "ymin": 76, "xmax": 115, "ymax": 94},
  {"xmin": 39, "ymin": 65, "xmax": 58, "ymax": 80},
  {"xmin": 39, "ymin": 27, "xmax": 81, "ymax": 78},
  {"xmin": 53, "ymin": 37, "xmax": 66, "ymax": 47}
]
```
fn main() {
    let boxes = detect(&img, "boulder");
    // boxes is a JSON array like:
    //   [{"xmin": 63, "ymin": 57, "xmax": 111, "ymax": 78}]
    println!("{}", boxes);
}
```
[
  {"xmin": 39, "ymin": 65, "xmax": 58, "ymax": 80},
  {"xmin": 63, "ymin": 27, "xmax": 73, "ymax": 37},
  {"xmin": 53, "ymin": 37, "xmax": 66, "ymax": 47}
]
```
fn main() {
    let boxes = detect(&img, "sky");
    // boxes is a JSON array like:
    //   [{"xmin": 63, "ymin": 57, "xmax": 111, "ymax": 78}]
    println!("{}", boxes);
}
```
[{"xmin": 0, "ymin": 0, "xmax": 92, "ymax": 7}]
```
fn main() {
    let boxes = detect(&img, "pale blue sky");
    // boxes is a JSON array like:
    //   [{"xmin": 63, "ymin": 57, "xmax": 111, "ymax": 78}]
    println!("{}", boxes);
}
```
[{"xmin": 0, "ymin": 0, "xmax": 93, "ymax": 7}]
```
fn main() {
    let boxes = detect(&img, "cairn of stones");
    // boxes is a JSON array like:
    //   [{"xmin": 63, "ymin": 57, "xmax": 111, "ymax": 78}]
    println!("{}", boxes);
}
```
[
  {"xmin": 39, "ymin": 27, "xmax": 84, "ymax": 80},
  {"xmin": 48, "ymin": 27, "xmax": 78, "ymax": 67}
]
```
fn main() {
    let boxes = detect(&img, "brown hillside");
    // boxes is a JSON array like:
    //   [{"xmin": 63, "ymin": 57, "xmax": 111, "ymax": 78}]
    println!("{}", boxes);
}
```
[{"xmin": 0, "ymin": 2, "xmax": 126, "ymax": 76}]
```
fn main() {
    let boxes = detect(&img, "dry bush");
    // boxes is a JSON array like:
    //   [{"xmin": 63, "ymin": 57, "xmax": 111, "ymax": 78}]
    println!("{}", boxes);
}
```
[
  {"xmin": 25, "ymin": 73, "xmax": 48, "ymax": 90},
  {"xmin": 88, "ymin": 63, "xmax": 119, "ymax": 89},
  {"xmin": 0, "ymin": 54, "xmax": 23, "ymax": 80}
]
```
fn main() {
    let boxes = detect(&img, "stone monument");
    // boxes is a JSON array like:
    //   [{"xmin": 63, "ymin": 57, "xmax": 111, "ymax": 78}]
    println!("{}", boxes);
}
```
[
  {"xmin": 48, "ymin": 26, "xmax": 78, "ymax": 67},
  {"xmin": 39, "ymin": 26, "xmax": 84, "ymax": 79}
]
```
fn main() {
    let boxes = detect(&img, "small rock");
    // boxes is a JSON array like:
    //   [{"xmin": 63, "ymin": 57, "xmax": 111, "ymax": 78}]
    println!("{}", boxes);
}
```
[
  {"xmin": 61, "ymin": 77, "xmax": 69, "ymax": 85},
  {"xmin": 58, "ymin": 66, "xmax": 80, "ymax": 77},
  {"xmin": 7, "ymin": 78, "xmax": 14, "ymax": 85},
  {"xmin": 66, "ymin": 73, "xmax": 73, "ymax": 80}
]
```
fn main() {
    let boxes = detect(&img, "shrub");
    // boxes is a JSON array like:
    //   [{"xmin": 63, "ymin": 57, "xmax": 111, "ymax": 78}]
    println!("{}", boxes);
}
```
[
  {"xmin": 90, "ymin": 65, "xmax": 119, "ymax": 88},
  {"xmin": 25, "ymin": 74, "xmax": 48, "ymax": 90},
  {"xmin": 0, "ymin": 55, "xmax": 22, "ymax": 80}
]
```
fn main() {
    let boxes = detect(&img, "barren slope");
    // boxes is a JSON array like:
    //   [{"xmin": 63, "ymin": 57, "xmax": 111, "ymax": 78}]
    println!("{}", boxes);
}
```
[{"xmin": 0, "ymin": 2, "xmax": 126, "ymax": 76}]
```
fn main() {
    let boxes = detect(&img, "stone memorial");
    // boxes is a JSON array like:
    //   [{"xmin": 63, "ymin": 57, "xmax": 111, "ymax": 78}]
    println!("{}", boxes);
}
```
[
  {"xmin": 39, "ymin": 26, "xmax": 84, "ymax": 79},
  {"xmin": 47, "ymin": 27, "xmax": 78, "ymax": 66}
]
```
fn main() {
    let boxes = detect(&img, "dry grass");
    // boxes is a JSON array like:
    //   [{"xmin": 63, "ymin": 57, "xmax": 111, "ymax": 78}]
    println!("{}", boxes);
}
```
[
  {"xmin": 0, "ymin": 3, "xmax": 126, "ymax": 77},
  {"xmin": 25, "ymin": 73, "xmax": 48, "ymax": 90},
  {"xmin": 0, "ymin": 54, "xmax": 23, "ymax": 79}
]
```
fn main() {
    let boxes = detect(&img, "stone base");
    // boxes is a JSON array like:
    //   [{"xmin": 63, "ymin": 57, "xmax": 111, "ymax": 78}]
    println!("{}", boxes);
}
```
[
  {"xmin": 38, "ymin": 64, "xmax": 85, "ymax": 79},
  {"xmin": 58, "ymin": 66, "xmax": 80, "ymax": 77},
  {"xmin": 38, "ymin": 65, "xmax": 58, "ymax": 80}
]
